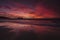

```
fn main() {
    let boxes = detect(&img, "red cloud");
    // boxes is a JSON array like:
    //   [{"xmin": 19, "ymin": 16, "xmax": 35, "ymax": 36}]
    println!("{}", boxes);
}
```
[{"xmin": 0, "ymin": 1, "xmax": 59, "ymax": 19}]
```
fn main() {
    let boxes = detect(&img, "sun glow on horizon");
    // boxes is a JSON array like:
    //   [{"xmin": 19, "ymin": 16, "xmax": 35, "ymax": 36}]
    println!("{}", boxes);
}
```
[{"xmin": 0, "ymin": 1, "xmax": 59, "ymax": 19}]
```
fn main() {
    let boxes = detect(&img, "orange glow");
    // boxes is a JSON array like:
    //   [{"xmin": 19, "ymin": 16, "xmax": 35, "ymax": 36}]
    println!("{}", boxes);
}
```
[
  {"xmin": 7, "ymin": 12, "xmax": 45, "ymax": 18},
  {"xmin": 0, "ymin": 2, "xmax": 59, "ymax": 19}
]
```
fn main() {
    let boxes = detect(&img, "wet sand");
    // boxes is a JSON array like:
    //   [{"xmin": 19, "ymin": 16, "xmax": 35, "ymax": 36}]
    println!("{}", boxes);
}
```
[{"xmin": 0, "ymin": 20, "xmax": 60, "ymax": 40}]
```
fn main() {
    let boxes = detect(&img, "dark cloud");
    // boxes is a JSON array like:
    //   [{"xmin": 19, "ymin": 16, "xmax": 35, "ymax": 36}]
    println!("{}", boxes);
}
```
[{"xmin": 0, "ymin": 0, "xmax": 60, "ymax": 18}]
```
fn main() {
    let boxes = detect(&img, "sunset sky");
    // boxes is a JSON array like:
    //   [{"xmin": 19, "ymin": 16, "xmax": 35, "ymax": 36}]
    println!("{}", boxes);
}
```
[
  {"xmin": 0, "ymin": 0, "xmax": 60, "ymax": 19},
  {"xmin": 0, "ymin": 0, "xmax": 60, "ymax": 40}
]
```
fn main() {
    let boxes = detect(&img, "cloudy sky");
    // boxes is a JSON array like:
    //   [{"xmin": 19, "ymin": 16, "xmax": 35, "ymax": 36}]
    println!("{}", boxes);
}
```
[
  {"xmin": 0, "ymin": 0, "xmax": 60, "ymax": 19},
  {"xmin": 0, "ymin": 0, "xmax": 60, "ymax": 40}
]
